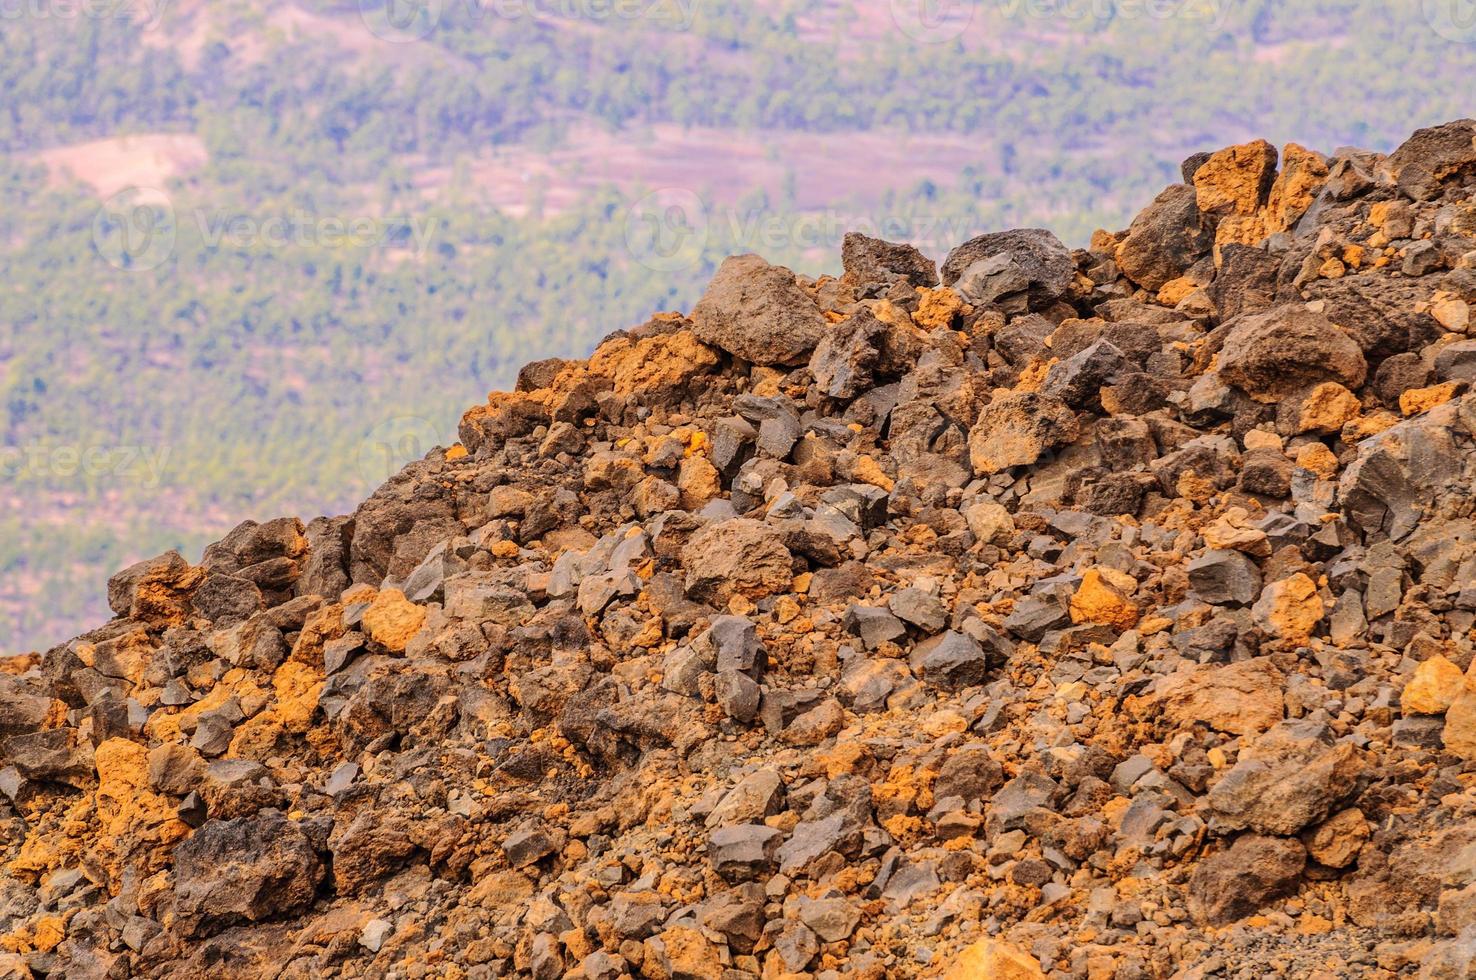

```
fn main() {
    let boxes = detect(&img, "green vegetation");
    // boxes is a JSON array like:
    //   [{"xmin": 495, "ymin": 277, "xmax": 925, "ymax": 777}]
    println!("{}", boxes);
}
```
[{"xmin": 2, "ymin": 0, "xmax": 1473, "ymax": 652}]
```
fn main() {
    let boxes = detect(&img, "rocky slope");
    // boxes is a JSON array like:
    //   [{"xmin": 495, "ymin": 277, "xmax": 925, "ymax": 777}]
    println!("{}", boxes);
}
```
[{"xmin": 6, "ymin": 120, "xmax": 1476, "ymax": 979}]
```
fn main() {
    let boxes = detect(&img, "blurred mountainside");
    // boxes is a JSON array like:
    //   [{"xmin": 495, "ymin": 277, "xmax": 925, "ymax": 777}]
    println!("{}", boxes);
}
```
[{"xmin": 3, "ymin": 0, "xmax": 1475, "ymax": 652}]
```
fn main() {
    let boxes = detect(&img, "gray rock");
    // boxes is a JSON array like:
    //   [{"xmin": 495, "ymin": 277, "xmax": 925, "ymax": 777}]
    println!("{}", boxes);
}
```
[
  {"xmin": 360, "ymin": 918, "xmax": 394, "ymax": 953},
  {"xmin": 1216, "ymin": 305, "xmax": 1367, "ymax": 402},
  {"xmin": 1187, "ymin": 549, "xmax": 1263, "ymax": 605},
  {"xmin": 712, "ymin": 416, "xmax": 758, "ymax": 476},
  {"xmin": 843, "ymin": 605, "xmax": 908, "ymax": 649},
  {"xmin": 503, "ymin": 827, "xmax": 559, "ymax": 868},
  {"xmin": 841, "ymin": 231, "xmax": 938, "ymax": 290},
  {"xmin": 691, "ymin": 254, "xmax": 827, "ymax": 365},
  {"xmin": 715, "ymin": 671, "xmax": 762, "ymax": 723},
  {"xmin": 1040, "ymin": 340, "xmax": 1128, "ymax": 409},
  {"xmin": 881, "ymin": 860, "xmax": 941, "ymax": 908},
  {"xmin": 171, "ymin": 812, "xmax": 323, "ymax": 937},
  {"xmin": 1434, "ymin": 340, "xmax": 1476, "ymax": 383},
  {"xmin": 1, "ymin": 727, "xmax": 94, "ymax": 788},
  {"xmin": 909, "ymin": 630, "xmax": 989, "ymax": 690},
  {"xmin": 757, "ymin": 413, "xmax": 801, "ymax": 459},
  {"xmin": 797, "ymin": 894, "xmax": 860, "ymax": 942},
  {"xmin": 708, "ymin": 824, "xmax": 782, "ymax": 882},
  {"xmin": 703, "ymin": 615, "xmax": 767, "ymax": 679},
  {"xmin": 0, "ymin": 678, "xmax": 57, "ymax": 737},
  {"xmin": 1003, "ymin": 595, "xmax": 1071, "ymax": 642},
  {"xmin": 578, "ymin": 570, "xmax": 640, "ymax": 616},
  {"xmin": 580, "ymin": 950, "xmax": 625, "ymax": 980},
  {"xmin": 838, "ymin": 655, "xmax": 912, "ymax": 713},
  {"xmin": 941, "ymin": 229, "xmax": 1075, "ymax": 310},
  {"xmin": 1205, "ymin": 720, "xmax": 1364, "ymax": 835},
  {"xmin": 1383, "ymin": 118, "xmax": 1476, "ymax": 201},
  {"xmin": 661, "ymin": 645, "xmax": 712, "ymax": 697},
  {"xmin": 810, "ymin": 308, "xmax": 889, "ymax": 399},
  {"xmin": 1115, "ymin": 184, "xmax": 1214, "ymax": 291},
  {"xmin": 1188, "ymin": 834, "xmax": 1306, "ymax": 925},
  {"xmin": 1339, "ymin": 398, "xmax": 1463, "ymax": 540},
  {"xmin": 888, "ymin": 588, "xmax": 947, "ymax": 633},
  {"xmin": 706, "ymin": 770, "xmax": 785, "ymax": 829}
]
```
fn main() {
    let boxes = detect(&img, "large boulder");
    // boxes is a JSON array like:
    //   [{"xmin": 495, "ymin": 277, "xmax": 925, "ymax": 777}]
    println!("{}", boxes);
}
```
[
  {"xmin": 940, "ymin": 229, "xmax": 1074, "ymax": 310},
  {"xmin": 1149, "ymin": 658, "xmax": 1285, "ymax": 737},
  {"xmin": 840, "ymin": 232, "xmax": 938, "ymax": 290},
  {"xmin": 691, "ymin": 254, "xmax": 827, "ymax": 365},
  {"xmin": 1114, "ymin": 185, "xmax": 1214, "ymax": 292},
  {"xmin": 682, "ymin": 519, "xmax": 795, "ymax": 606},
  {"xmin": 1339, "ymin": 396, "xmax": 1466, "ymax": 540},
  {"xmin": 1215, "ymin": 305, "xmax": 1367, "ymax": 402},
  {"xmin": 1193, "ymin": 139, "xmax": 1278, "ymax": 218},
  {"xmin": 1189, "ymin": 835, "xmax": 1306, "ymax": 926},
  {"xmin": 1205, "ymin": 720, "xmax": 1364, "ymax": 836},
  {"xmin": 171, "ymin": 812, "xmax": 323, "ymax": 936},
  {"xmin": 968, "ymin": 392, "xmax": 1079, "ymax": 475},
  {"xmin": 1381, "ymin": 118, "xmax": 1476, "ymax": 201}
]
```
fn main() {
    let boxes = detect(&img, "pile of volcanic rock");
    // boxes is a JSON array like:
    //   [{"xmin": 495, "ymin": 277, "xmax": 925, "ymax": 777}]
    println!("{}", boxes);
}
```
[{"xmin": 5, "ymin": 119, "xmax": 1476, "ymax": 979}]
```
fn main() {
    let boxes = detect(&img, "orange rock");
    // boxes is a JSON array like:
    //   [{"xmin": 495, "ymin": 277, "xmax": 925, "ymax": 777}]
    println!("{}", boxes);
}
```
[
  {"xmin": 588, "ymin": 329, "xmax": 720, "ymax": 397},
  {"xmin": 913, "ymin": 286, "xmax": 967, "ymax": 330},
  {"xmin": 852, "ymin": 454, "xmax": 894, "ymax": 492},
  {"xmin": 1444, "ymin": 691, "xmax": 1476, "ymax": 761},
  {"xmin": 1401, "ymin": 381, "xmax": 1461, "ymax": 416},
  {"xmin": 1252, "ymin": 573, "xmax": 1324, "ymax": 642},
  {"xmin": 1431, "ymin": 295, "xmax": 1472, "ymax": 333},
  {"xmin": 1070, "ymin": 568, "xmax": 1140, "ymax": 630},
  {"xmin": 1214, "ymin": 213, "xmax": 1267, "ymax": 249},
  {"xmin": 1265, "ymin": 143, "xmax": 1329, "ymax": 233},
  {"xmin": 1295, "ymin": 443, "xmax": 1340, "ymax": 479},
  {"xmin": 1156, "ymin": 277, "xmax": 1199, "ymax": 306},
  {"xmin": 93, "ymin": 738, "xmax": 190, "ymax": 889},
  {"xmin": 676, "ymin": 455, "xmax": 721, "ymax": 510},
  {"xmin": 1195, "ymin": 139, "xmax": 1278, "ymax": 217},
  {"xmin": 361, "ymin": 589, "xmax": 426, "ymax": 653},
  {"xmin": 1403, "ymin": 655, "xmax": 1467, "ymax": 715},
  {"xmin": 942, "ymin": 938, "xmax": 1047, "ymax": 979},
  {"xmin": 654, "ymin": 926, "xmax": 722, "ymax": 979},
  {"xmin": 1297, "ymin": 382, "xmax": 1361, "ymax": 434}
]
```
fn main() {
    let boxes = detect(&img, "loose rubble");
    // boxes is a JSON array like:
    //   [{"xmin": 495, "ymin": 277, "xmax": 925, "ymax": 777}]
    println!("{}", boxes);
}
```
[{"xmin": 7, "ymin": 120, "xmax": 1476, "ymax": 978}]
